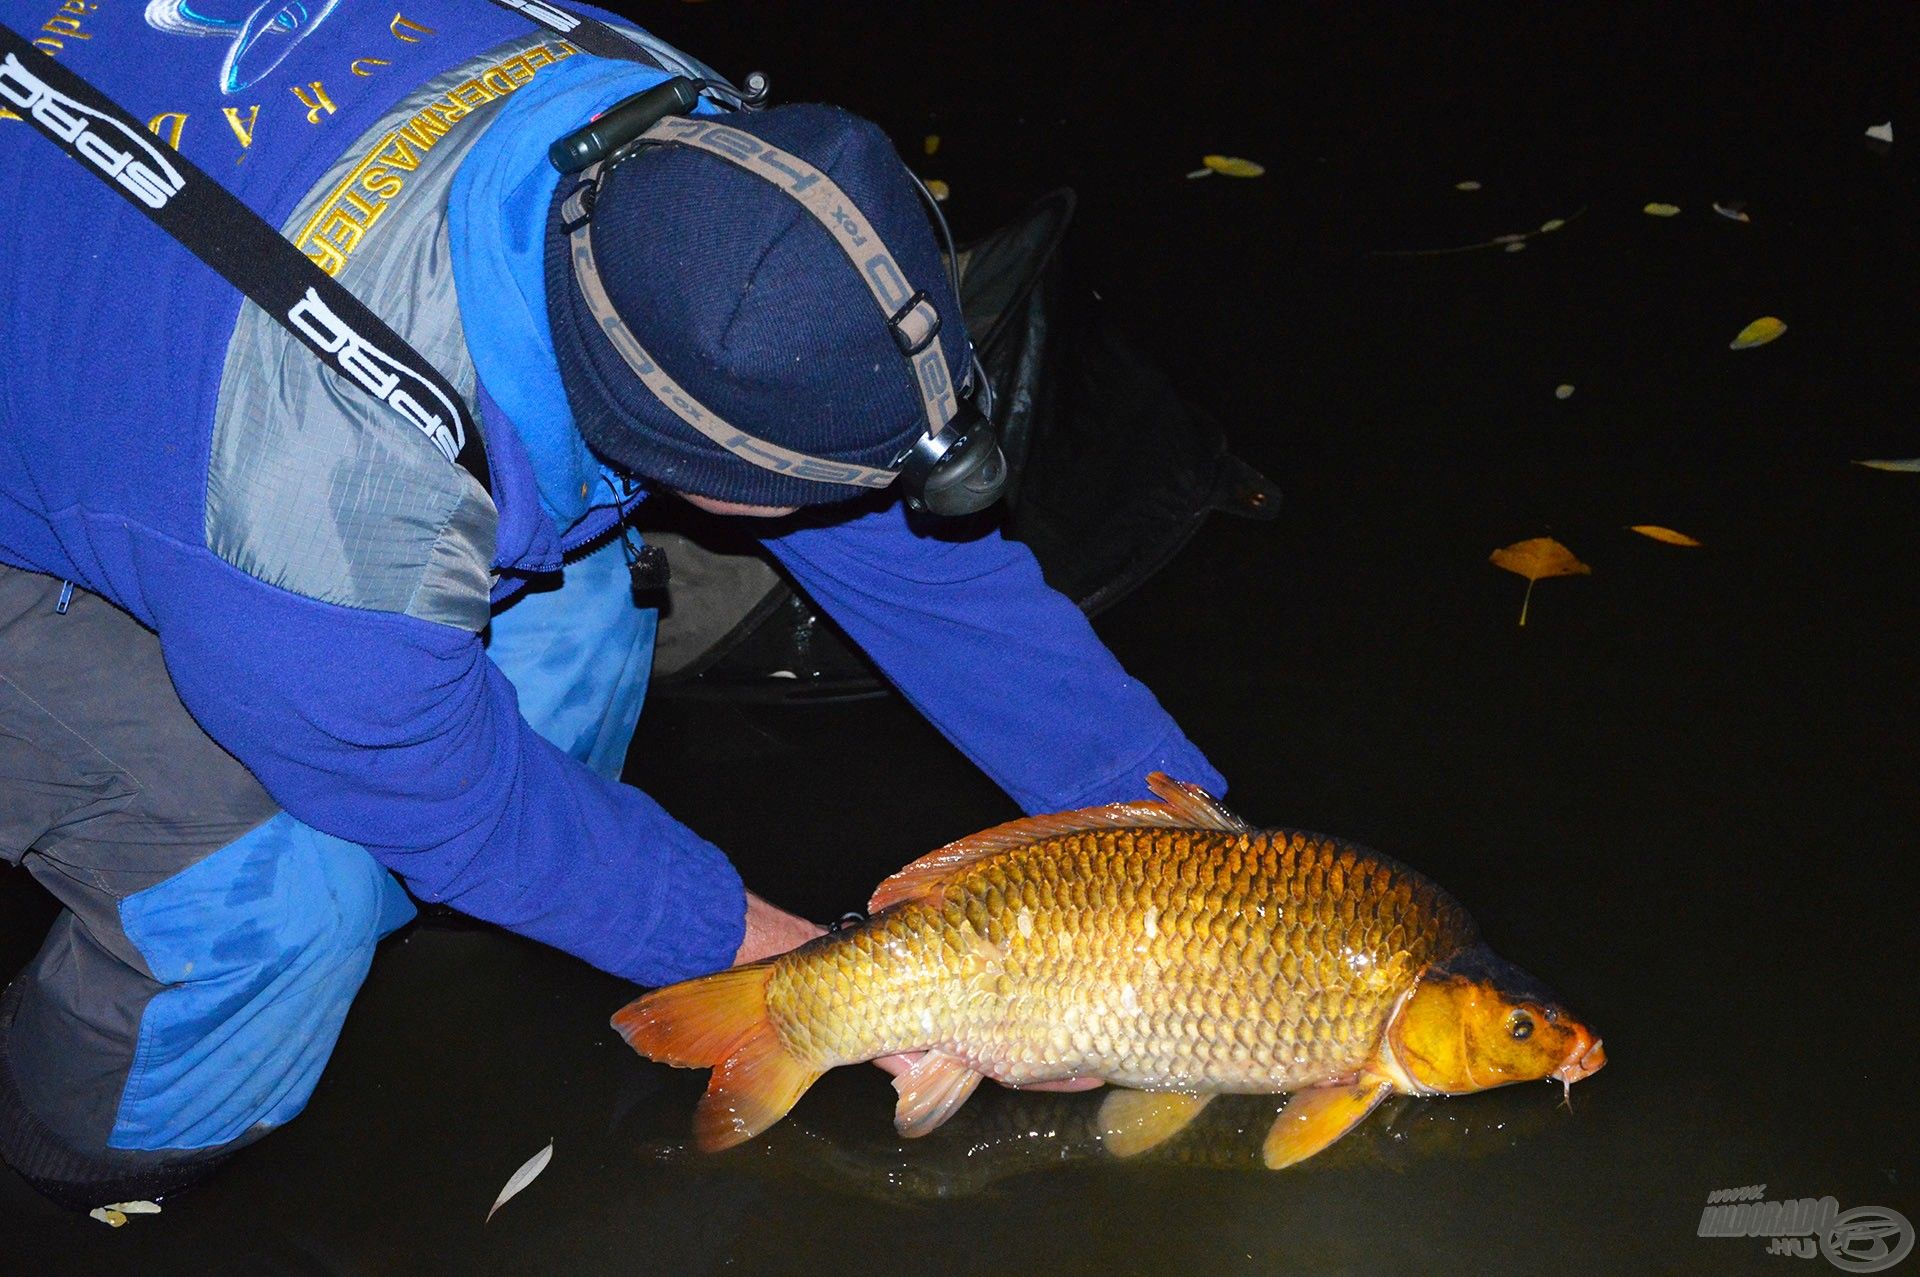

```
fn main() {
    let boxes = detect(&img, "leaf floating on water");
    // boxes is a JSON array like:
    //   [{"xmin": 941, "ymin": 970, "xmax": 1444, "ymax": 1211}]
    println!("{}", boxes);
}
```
[
  {"xmin": 1865, "ymin": 121, "xmax": 1893, "ymax": 144},
  {"xmin": 1729, "ymin": 316, "xmax": 1786, "ymax": 350},
  {"xmin": 1539, "ymin": 218, "xmax": 1566, "ymax": 233},
  {"xmin": 925, "ymin": 179, "xmax": 951, "ymax": 202},
  {"xmin": 1712, "ymin": 201, "xmax": 1751, "ymax": 223},
  {"xmin": 923, "ymin": 134, "xmax": 940, "ymax": 156},
  {"xmin": 1854, "ymin": 458, "xmax": 1920, "ymax": 472},
  {"xmin": 89, "ymin": 1208, "xmax": 128, "ymax": 1228},
  {"xmin": 1491, "ymin": 537, "xmax": 1590, "ymax": 580},
  {"xmin": 487, "ymin": 1140, "xmax": 553, "ymax": 1223},
  {"xmin": 1489, "ymin": 537, "xmax": 1590, "ymax": 627},
  {"xmin": 1503, "ymin": 241, "xmax": 1527, "ymax": 253},
  {"xmin": 1185, "ymin": 168, "xmax": 1213, "ymax": 179},
  {"xmin": 1554, "ymin": 384, "xmax": 1576, "ymax": 400},
  {"xmin": 1492, "ymin": 233, "xmax": 1526, "ymax": 244},
  {"xmin": 1643, "ymin": 202, "xmax": 1682, "ymax": 217},
  {"xmin": 1455, "ymin": 180, "xmax": 1482, "ymax": 191},
  {"xmin": 104, "ymin": 1200, "xmax": 162, "ymax": 1215},
  {"xmin": 1202, "ymin": 155, "xmax": 1265, "ymax": 178},
  {"xmin": 1629, "ymin": 525, "xmax": 1703, "ymax": 547}
]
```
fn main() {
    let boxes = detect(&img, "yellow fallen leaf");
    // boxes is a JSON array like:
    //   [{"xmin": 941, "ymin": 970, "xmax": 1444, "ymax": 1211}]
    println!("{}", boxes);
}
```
[
  {"xmin": 925, "ymin": 179, "xmax": 950, "ymax": 202},
  {"xmin": 1489, "ymin": 537, "xmax": 1590, "ymax": 627},
  {"xmin": 1539, "ymin": 218, "xmax": 1566, "ymax": 233},
  {"xmin": 923, "ymin": 135, "xmax": 940, "ymax": 156},
  {"xmin": 89, "ymin": 1208, "xmax": 128, "ymax": 1228},
  {"xmin": 1854, "ymin": 458, "xmax": 1920, "ymax": 472},
  {"xmin": 1455, "ymin": 180, "xmax": 1482, "ymax": 191},
  {"xmin": 1629, "ymin": 525, "xmax": 1703, "ymax": 547},
  {"xmin": 1203, "ymin": 155, "xmax": 1265, "ymax": 178},
  {"xmin": 1644, "ymin": 202, "xmax": 1682, "ymax": 217},
  {"xmin": 1554, "ymin": 384, "xmax": 1576, "ymax": 400},
  {"xmin": 1730, "ymin": 316, "xmax": 1786, "ymax": 350},
  {"xmin": 1503, "ymin": 241, "xmax": 1527, "ymax": 253}
]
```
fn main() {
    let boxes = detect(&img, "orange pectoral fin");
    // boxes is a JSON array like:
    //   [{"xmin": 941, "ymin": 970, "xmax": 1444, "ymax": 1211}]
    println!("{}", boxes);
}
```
[{"xmin": 1262, "ymin": 1078, "xmax": 1392, "ymax": 1170}]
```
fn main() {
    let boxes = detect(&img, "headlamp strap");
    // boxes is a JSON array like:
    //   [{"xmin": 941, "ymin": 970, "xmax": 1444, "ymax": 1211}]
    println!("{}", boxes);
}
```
[{"xmin": 635, "ymin": 116, "xmax": 960, "ymax": 447}]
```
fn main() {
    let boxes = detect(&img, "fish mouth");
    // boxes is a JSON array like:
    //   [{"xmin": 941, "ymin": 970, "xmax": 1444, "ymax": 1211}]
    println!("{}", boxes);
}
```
[{"xmin": 1552, "ymin": 1036, "xmax": 1607, "ymax": 1086}]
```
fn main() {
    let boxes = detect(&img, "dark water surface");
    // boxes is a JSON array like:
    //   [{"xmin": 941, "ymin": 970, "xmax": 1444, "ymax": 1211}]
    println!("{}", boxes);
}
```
[{"xmin": 6, "ymin": 3, "xmax": 1918, "ymax": 1273}]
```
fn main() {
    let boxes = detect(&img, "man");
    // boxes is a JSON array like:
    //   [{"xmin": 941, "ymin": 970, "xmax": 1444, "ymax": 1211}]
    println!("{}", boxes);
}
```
[{"xmin": 0, "ymin": 0, "xmax": 1222, "ymax": 1208}]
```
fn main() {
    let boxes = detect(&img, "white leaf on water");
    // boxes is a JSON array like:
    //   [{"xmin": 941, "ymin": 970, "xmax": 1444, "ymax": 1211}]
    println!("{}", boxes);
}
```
[
  {"xmin": 487, "ymin": 1140, "xmax": 553, "ymax": 1223},
  {"xmin": 1865, "ymin": 121, "xmax": 1893, "ymax": 144},
  {"xmin": 104, "ymin": 1200, "xmax": 162, "ymax": 1215},
  {"xmin": 1854, "ymin": 458, "xmax": 1920, "ymax": 472}
]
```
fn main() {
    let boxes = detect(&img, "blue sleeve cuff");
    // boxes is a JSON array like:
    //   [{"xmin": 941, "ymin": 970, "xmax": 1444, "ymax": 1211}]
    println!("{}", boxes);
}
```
[
  {"xmin": 1037, "ymin": 726, "xmax": 1228, "ymax": 813},
  {"xmin": 614, "ymin": 835, "xmax": 746, "ymax": 986}
]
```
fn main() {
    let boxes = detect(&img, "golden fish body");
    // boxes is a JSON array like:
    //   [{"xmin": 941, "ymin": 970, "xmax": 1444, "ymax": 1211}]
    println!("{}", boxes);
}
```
[
  {"xmin": 768, "ymin": 827, "xmax": 1475, "ymax": 1093},
  {"xmin": 616, "ymin": 775, "xmax": 1605, "ymax": 1168}
]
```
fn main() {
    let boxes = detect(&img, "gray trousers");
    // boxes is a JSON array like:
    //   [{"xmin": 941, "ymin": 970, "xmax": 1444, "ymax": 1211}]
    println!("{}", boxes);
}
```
[
  {"xmin": 0, "ymin": 564, "xmax": 411, "ymax": 1199},
  {"xmin": 0, "ymin": 538, "xmax": 652, "ymax": 1204}
]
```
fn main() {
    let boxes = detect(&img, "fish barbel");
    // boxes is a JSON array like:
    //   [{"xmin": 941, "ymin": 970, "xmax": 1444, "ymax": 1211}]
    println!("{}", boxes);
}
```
[{"xmin": 615, "ymin": 774, "xmax": 1605, "ymax": 1168}]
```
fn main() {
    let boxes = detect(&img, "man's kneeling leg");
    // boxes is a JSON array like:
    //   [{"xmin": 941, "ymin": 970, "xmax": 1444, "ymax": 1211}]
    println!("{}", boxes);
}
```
[
  {"xmin": 0, "ymin": 814, "xmax": 415, "ymax": 1208},
  {"xmin": 0, "ymin": 568, "xmax": 414, "ymax": 1208}
]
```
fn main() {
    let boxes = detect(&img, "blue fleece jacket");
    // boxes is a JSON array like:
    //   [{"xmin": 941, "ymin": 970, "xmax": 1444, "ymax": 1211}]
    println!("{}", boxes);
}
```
[{"xmin": 0, "ymin": 0, "xmax": 1222, "ymax": 986}]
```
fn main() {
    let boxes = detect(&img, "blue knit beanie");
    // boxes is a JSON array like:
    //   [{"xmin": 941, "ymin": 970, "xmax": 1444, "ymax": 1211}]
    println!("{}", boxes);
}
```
[{"xmin": 544, "ymin": 103, "xmax": 970, "ymax": 508}]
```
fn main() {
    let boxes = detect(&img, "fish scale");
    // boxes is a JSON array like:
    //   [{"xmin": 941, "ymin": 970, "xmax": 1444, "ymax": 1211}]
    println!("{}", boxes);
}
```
[{"xmin": 763, "ymin": 827, "xmax": 1477, "ymax": 1094}]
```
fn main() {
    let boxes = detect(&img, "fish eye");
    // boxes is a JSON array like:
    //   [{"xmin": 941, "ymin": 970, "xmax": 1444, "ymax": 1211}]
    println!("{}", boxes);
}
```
[{"xmin": 1508, "ymin": 1011, "xmax": 1534, "ymax": 1041}]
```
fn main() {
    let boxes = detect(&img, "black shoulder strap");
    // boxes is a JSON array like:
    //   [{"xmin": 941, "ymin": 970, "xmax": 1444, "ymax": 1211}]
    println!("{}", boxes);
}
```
[
  {"xmin": 0, "ymin": 3, "xmax": 696, "ymax": 498},
  {"xmin": 0, "ymin": 27, "xmax": 494, "ymax": 493}
]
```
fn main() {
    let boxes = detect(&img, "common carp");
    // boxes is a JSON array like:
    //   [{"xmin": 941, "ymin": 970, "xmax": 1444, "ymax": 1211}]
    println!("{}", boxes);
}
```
[{"xmin": 614, "ymin": 774, "xmax": 1606, "ymax": 1168}]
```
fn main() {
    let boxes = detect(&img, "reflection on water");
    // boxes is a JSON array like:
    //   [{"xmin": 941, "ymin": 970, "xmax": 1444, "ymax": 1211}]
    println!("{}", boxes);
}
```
[{"xmin": 622, "ymin": 1074, "xmax": 1578, "ymax": 1204}]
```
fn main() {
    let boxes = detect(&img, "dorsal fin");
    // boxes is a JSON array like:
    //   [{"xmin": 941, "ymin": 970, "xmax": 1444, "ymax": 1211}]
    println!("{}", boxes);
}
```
[
  {"xmin": 868, "ymin": 773, "xmax": 1250, "ymax": 912},
  {"xmin": 1144, "ymin": 772, "xmax": 1253, "ymax": 833}
]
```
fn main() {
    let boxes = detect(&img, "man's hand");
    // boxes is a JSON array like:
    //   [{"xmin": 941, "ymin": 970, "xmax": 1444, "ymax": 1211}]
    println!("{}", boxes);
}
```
[
  {"xmin": 733, "ymin": 890, "xmax": 826, "ymax": 965},
  {"xmin": 730, "ymin": 890, "xmax": 1101, "ymax": 1093}
]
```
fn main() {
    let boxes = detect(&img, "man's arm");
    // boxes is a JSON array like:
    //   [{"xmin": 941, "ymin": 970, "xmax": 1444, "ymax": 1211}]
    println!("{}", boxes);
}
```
[
  {"xmin": 761, "ymin": 501, "xmax": 1224, "ymax": 814},
  {"xmin": 146, "ymin": 552, "xmax": 744, "ymax": 986}
]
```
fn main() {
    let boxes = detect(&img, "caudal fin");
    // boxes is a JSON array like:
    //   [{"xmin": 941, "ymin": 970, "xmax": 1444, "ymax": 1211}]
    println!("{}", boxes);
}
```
[{"xmin": 611, "ymin": 965, "xmax": 822, "ymax": 1152}]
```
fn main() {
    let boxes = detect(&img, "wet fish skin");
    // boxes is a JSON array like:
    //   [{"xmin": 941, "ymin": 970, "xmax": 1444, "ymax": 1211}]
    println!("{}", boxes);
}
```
[
  {"xmin": 615, "ymin": 774, "xmax": 1604, "ymax": 1164},
  {"xmin": 766, "ymin": 826, "xmax": 1477, "ymax": 1094}
]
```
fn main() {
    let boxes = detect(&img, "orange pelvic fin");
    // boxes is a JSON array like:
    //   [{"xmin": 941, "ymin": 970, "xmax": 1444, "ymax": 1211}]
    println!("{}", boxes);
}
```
[
  {"xmin": 1098, "ymin": 1089, "xmax": 1215, "ymax": 1157},
  {"xmin": 891, "ymin": 1050, "xmax": 984, "ymax": 1137},
  {"xmin": 1262, "ymin": 1077, "xmax": 1392, "ymax": 1170},
  {"xmin": 611, "ymin": 965, "xmax": 823, "ymax": 1151},
  {"xmin": 870, "ymin": 773, "xmax": 1249, "ymax": 912}
]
